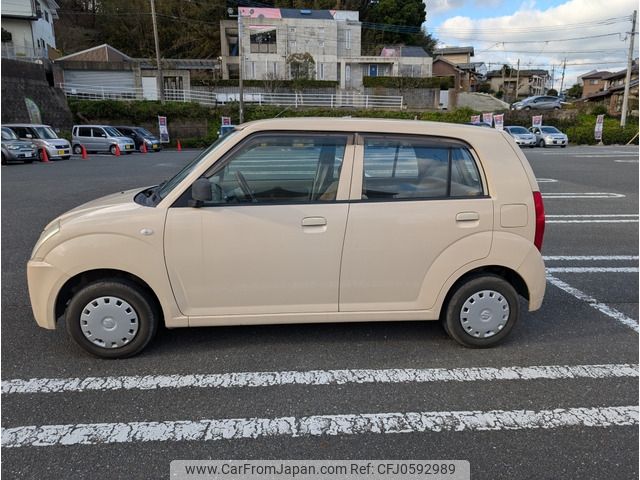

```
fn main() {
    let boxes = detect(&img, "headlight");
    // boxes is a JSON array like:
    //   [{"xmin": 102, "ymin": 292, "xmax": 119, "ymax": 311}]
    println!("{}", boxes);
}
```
[
  {"xmin": 30, "ymin": 144, "xmax": 37, "ymax": 149},
  {"xmin": 8, "ymin": 145, "xmax": 20, "ymax": 150},
  {"xmin": 31, "ymin": 221, "xmax": 60, "ymax": 260}
]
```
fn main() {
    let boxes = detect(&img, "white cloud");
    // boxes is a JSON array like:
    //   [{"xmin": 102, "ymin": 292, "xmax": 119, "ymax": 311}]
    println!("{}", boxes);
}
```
[
  {"xmin": 424, "ymin": 0, "xmax": 468, "ymax": 15},
  {"xmin": 432, "ymin": 0, "xmax": 639, "ymax": 89}
]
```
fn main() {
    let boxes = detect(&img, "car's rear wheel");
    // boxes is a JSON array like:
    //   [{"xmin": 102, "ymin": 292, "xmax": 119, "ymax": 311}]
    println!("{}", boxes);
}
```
[
  {"xmin": 65, "ymin": 279, "xmax": 159, "ymax": 358},
  {"xmin": 442, "ymin": 275, "xmax": 519, "ymax": 348}
]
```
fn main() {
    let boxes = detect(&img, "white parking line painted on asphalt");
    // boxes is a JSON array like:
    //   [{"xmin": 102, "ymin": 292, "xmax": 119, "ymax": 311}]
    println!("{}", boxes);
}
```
[
  {"xmin": 536, "ymin": 178, "xmax": 558, "ymax": 183},
  {"xmin": 2, "ymin": 405, "xmax": 637, "ymax": 448},
  {"xmin": 542, "ymin": 193, "xmax": 625, "ymax": 199},
  {"xmin": 2, "ymin": 364, "xmax": 637, "ymax": 395},
  {"xmin": 546, "ymin": 214, "xmax": 638, "ymax": 224},
  {"xmin": 543, "ymin": 255, "xmax": 639, "ymax": 261},
  {"xmin": 546, "ymin": 275, "xmax": 639, "ymax": 333},
  {"xmin": 615, "ymin": 160, "xmax": 639, "ymax": 163},
  {"xmin": 546, "ymin": 267, "xmax": 638, "ymax": 273}
]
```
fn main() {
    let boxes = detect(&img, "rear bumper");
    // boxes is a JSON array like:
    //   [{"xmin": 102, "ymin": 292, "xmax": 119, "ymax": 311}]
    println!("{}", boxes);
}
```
[
  {"xmin": 27, "ymin": 260, "xmax": 70, "ymax": 329},
  {"xmin": 517, "ymin": 246, "xmax": 546, "ymax": 311}
]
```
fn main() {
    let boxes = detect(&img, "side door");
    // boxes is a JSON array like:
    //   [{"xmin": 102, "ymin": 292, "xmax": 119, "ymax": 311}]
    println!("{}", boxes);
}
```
[
  {"xmin": 339, "ymin": 134, "xmax": 493, "ymax": 312},
  {"xmin": 164, "ymin": 132, "xmax": 354, "ymax": 319},
  {"xmin": 91, "ymin": 127, "xmax": 108, "ymax": 152}
]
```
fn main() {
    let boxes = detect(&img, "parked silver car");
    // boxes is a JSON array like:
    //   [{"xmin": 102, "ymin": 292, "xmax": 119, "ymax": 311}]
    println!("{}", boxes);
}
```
[
  {"xmin": 504, "ymin": 126, "xmax": 536, "ymax": 148},
  {"xmin": 72, "ymin": 125, "xmax": 135, "ymax": 155},
  {"xmin": 1, "ymin": 127, "xmax": 37, "ymax": 164},
  {"xmin": 5, "ymin": 124, "xmax": 71, "ymax": 160},
  {"xmin": 511, "ymin": 96, "xmax": 562, "ymax": 111},
  {"xmin": 529, "ymin": 126, "xmax": 568, "ymax": 148}
]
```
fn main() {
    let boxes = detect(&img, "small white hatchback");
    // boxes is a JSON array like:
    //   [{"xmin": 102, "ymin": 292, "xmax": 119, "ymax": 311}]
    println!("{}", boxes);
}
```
[{"xmin": 28, "ymin": 118, "xmax": 546, "ymax": 358}]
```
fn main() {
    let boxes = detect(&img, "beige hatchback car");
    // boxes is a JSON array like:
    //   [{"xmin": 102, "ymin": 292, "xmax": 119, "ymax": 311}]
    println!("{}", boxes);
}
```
[{"xmin": 28, "ymin": 118, "xmax": 546, "ymax": 358}]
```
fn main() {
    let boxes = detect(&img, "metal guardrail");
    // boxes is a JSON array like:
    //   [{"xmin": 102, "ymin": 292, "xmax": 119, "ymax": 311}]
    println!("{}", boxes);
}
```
[{"xmin": 59, "ymin": 83, "xmax": 403, "ymax": 110}]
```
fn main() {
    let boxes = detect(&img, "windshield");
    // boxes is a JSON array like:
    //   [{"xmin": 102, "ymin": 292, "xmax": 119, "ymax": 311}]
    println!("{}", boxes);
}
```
[
  {"xmin": 508, "ymin": 127, "xmax": 529, "ymax": 134},
  {"xmin": 541, "ymin": 127, "xmax": 561, "ymax": 134},
  {"xmin": 1, "ymin": 127, "xmax": 18, "ymax": 140},
  {"xmin": 104, "ymin": 127, "xmax": 122, "ymax": 136},
  {"xmin": 157, "ymin": 131, "xmax": 239, "ymax": 199},
  {"xmin": 33, "ymin": 126, "xmax": 58, "ymax": 139},
  {"xmin": 136, "ymin": 128, "xmax": 154, "ymax": 137}
]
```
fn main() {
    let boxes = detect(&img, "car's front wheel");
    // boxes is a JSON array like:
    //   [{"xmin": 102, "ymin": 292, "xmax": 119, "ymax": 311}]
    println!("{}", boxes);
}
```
[
  {"xmin": 442, "ymin": 275, "xmax": 519, "ymax": 348},
  {"xmin": 65, "ymin": 278, "xmax": 159, "ymax": 358},
  {"xmin": 73, "ymin": 145, "xmax": 83, "ymax": 155},
  {"xmin": 538, "ymin": 139, "xmax": 545, "ymax": 148}
]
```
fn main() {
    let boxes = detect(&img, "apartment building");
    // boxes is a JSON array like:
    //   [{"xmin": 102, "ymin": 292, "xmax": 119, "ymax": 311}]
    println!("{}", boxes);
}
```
[
  {"xmin": 1, "ymin": 0, "xmax": 58, "ymax": 60},
  {"xmin": 219, "ymin": 7, "xmax": 432, "ymax": 91}
]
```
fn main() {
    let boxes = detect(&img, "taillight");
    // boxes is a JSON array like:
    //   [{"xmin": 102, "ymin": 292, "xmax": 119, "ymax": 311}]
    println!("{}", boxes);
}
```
[{"xmin": 533, "ymin": 191, "xmax": 545, "ymax": 251}]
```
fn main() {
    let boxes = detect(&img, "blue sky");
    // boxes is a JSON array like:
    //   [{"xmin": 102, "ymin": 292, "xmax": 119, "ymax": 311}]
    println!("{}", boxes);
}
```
[{"xmin": 422, "ymin": 0, "xmax": 639, "ymax": 88}]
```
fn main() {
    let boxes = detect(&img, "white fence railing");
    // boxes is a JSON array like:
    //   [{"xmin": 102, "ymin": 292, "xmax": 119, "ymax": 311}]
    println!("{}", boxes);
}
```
[{"xmin": 59, "ymin": 83, "xmax": 403, "ymax": 110}]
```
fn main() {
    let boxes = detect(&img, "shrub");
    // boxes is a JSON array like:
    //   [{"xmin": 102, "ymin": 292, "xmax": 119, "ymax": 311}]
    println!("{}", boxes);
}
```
[{"xmin": 363, "ymin": 76, "xmax": 454, "ymax": 89}]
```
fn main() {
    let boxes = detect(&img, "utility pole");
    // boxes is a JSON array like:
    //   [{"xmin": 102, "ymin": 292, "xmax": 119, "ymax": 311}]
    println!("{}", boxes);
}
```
[
  {"xmin": 150, "ymin": 0, "xmax": 164, "ymax": 102},
  {"xmin": 550, "ymin": 64, "xmax": 555, "ymax": 94},
  {"xmin": 228, "ymin": 7, "xmax": 245, "ymax": 123},
  {"xmin": 621, "ymin": 10, "xmax": 637, "ymax": 128},
  {"xmin": 515, "ymin": 59, "xmax": 520, "ymax": 102},
  {"xmin": 238, "ymin": 9, "xmax": 244, "ymax": 124},
  {"xmin": 559, "ymin": 58, "xmax": 566, "ymax": 95}
]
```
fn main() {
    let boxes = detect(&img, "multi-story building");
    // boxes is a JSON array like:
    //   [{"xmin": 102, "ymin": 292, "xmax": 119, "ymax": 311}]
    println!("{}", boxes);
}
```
[
  {"xmin": 219, "ymin": 7, "xmax": 432, "ymax": 91},
  {"xmin": 1, "ymin": 0, "xmax": 58, "ymax": 60},
  {"xmin": 580, "ymin": 71, "xmax": 612, "ymax": 98},
  {"xmin": 486, "ymin": 69, "xmax": 550, "ymax": 98}
]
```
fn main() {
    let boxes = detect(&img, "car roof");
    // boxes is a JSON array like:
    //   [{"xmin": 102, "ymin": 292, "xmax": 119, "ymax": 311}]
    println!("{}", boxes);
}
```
[
  {"xmin": 237, "ymin": 117, "xmax": 505, "ymax": 141},
  {"xmin": 4, "ymin": 124, "xmax": 52, "ymax": 128}
]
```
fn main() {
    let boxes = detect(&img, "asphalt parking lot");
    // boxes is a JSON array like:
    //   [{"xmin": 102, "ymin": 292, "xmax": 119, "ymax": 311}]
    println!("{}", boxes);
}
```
[{"xmin": 1, "ymin": 145, "xmax": 638, "ymax": 479}]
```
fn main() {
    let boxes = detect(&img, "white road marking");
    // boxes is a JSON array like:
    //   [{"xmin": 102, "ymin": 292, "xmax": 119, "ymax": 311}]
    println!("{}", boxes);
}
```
[
  {"xmin": 543, "ymin": 255, "xmax": 638, "ymax": 261},
  {"xmin": 2, "ymin": 405, "xmax": 637, "ymax": 448},
  {"xmin": 536, "ymin": 178, "xmax": 558, "ymax": 183},
  {"xmin": 546, "ymin": 215, "xmax": 638, "ymax": 218},
  {"xmin": 547, "ymin": 220, "xmax": 638, "ymax": 223},
  {"xmin": 546, "ymin": 267, "xmax": 638, "ymax": 273},
  {"xmin": 2, "ymin": 364, "xmax": 637, "ymax": 395},
  {"xmin": 615, "ymin": 159, "xmax": 639, "ymax": 163},
  {"xmin": 546, "ymin": 275, "xmax": 639, "ymax": 333},
  {"xmin": 542, "ymin": 193, "xmax": 625, "ymax": 199},
  {"xmin": 574, "ymin": 155, "xmax": 639, "ymax": 158}
]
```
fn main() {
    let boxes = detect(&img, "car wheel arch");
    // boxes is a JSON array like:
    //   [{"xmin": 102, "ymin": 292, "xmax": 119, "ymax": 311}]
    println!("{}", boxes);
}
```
[{"xmin": 55, "ymin": 268, "xmax": 163, "ymax": 326}]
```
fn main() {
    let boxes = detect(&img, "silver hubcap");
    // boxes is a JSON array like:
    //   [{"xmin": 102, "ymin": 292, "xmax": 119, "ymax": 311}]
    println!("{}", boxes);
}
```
[
  {"xmin": 460, "ymin": 290, "xmax": 510, "ymax": 338},
  {"xmin": 80, "ymin": 296, "xmax": 139, "ymax": 349}
]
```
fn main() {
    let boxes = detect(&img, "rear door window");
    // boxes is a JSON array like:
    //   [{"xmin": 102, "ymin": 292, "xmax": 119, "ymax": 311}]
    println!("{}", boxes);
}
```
[
  {"xmin": 78, "ymin": 127, "xmax": 91, "ymax": 137},
  {"xmin": 362, "ymin": 136, "xmax": 483, "ymax": 200}
]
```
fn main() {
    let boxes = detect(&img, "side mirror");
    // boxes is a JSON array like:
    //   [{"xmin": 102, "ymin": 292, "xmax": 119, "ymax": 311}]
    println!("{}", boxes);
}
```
[{"xmin": 188, "ymin": 178, "xmax": 212, "ymax": 207}]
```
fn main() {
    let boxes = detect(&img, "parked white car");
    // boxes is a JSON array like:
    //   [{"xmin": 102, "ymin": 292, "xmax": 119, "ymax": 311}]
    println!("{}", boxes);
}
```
[
  {"xmin": 529, "ymin": 126, "xmax": 568, "ymax": 148},
  {"xmin": 504, "ymin": 126, "xmax": 536, "ymax": 148}
]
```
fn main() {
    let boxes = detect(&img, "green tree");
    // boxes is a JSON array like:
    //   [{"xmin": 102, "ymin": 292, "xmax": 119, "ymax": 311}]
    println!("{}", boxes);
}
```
[{"xmin": 566, "ymin": 84, "xmax": 583, "ymax": 99}]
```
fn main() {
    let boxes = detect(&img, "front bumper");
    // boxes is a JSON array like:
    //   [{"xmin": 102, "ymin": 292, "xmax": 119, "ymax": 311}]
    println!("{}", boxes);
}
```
[
  {"xmin": 5, "ymin": 149, "xmax": 36, "ymax": 161},
  {"xmin": 543, "ymin": 138, "xmax": 568, "ymax": 146},
  {"xmin": 515, "ymin": 138, "xmax": 536, "ymax": 146},
  {"xmin": 27, "ymin": 260, "xmax": 70, "ymax": 329},
  {"xmin": 45, "ymin": 145, "xmax": 71, "ymax": 159}
]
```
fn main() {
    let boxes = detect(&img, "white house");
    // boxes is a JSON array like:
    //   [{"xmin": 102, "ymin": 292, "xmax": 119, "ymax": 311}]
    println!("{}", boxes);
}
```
[{"xmin": 1, "ymin": 0, "xmax": 58, "ymax": 60}]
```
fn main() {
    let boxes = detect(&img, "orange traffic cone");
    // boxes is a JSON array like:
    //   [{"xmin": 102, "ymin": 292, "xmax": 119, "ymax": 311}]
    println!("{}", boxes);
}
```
[
  {"xmin": 81, "ymin": 145, "xmax": 88, "ymax": 159},
  {"xmin": 40, "ymin": 147, "xmax": 50, "ymax": 163},
  {"xmin": 176, "ymin": 140, "xmax": 182, "ymax": 152},
  {"xmin": 114, "ymin": 144, "xmax": 121, "ymax": 156},
  {"xmin": 140, "ymin": 142, "xmax": 147, "ymax": 154}
]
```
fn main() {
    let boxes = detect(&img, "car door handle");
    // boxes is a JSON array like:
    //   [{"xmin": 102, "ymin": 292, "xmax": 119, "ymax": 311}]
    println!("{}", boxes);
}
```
[
  {"xmin": 302, "ymin": 217, "xmax": 327, "ymax": 227},
  {"xmin": 456, "ymin": 212, "xmax": 480, "ymax": 222}
]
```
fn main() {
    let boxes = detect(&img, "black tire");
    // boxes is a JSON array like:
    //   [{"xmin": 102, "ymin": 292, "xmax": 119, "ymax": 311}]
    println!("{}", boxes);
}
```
[
  {"xmin": 65, "ymin": 278, "xmax": 159, "ymax": 358},
  {"xmin": 1, "ymin": 153, "xmax": 6, "ymax": 165},
  {"xmin": 442, "ymin": 275, "xmax": 519, "ymax": 348},
  {"xmin": 110, "ymin": 145, "xmax": 118, "ymax": 155},
  {"xmin": 561, "ymin": 145, "xmax": 566, "ymax": 148},
  {"xmin": 538, "ymin": 139, "xmax": 545, "ymax": 148},
  {"xmin": 524, "ymin": 106, "xmax": 531, "ymax": 111},
  {"xmin": 62, "ymin": 156, "xmax": 71, "ymax": 160},
  {"xmin": 73, "ymin": 145, "xmax": 83, "ymax": 155}
]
